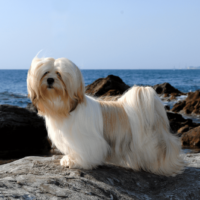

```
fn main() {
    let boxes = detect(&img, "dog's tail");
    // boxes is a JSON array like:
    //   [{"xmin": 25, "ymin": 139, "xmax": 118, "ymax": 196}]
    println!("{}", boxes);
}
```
[{"xmin": 118, "ymin": 86, "xmax": 184, "ymax": 176}]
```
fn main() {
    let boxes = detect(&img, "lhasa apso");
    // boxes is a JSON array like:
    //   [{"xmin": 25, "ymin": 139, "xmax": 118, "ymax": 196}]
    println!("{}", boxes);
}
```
[{"xmin": 27, "ymin": 57, "xmax": 184, "ymax": 176}]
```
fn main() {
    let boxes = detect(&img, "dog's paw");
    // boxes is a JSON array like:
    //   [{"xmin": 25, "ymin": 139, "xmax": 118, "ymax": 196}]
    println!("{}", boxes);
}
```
[
  {"xmin": 60, "ymin": 155, "xmax": 71, "ymax": 167},
  {"xmin": 60, "ymin": 155, "xmax": 77, "ymax": 168}
]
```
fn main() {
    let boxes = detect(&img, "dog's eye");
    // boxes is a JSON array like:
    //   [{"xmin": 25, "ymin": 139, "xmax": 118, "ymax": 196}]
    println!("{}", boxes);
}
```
[
  {"xmin": 41, "ymin": 71, "xmax": 49, "ymax": 80},
  {"xmin": 56, "ymin": 72, "xmax": 61, "ymax": 78},
  {"xmin": 43, "ymin": 71, "xmax": 49, "ymax": 76}
]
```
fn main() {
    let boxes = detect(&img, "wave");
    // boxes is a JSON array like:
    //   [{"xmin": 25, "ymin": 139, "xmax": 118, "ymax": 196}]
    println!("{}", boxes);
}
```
[
  {"xmin": 162, "ymin": 94, "xmax": 188, "ymax": 110},
  {"xmin": 0, "ymin": 91, "xmax": 30, "ymax": 107}
]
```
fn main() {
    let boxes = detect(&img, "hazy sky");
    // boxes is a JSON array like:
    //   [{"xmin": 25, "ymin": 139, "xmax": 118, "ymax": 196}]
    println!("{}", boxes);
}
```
[{"xmin": 0, "ymin": 0, "xmax": 200, "ymax": 69}]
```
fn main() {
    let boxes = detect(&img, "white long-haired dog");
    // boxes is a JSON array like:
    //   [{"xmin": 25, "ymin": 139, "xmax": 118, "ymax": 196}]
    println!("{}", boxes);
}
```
[{"xmin": 27, "ymin": 57, "xmax": 184, "ymax": 176}]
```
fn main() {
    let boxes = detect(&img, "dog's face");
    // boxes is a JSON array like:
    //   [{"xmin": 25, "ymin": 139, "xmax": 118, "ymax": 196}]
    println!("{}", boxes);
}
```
[{"xmin": 27, "ymin": 57, "xmax": 85, "ymax": 117}]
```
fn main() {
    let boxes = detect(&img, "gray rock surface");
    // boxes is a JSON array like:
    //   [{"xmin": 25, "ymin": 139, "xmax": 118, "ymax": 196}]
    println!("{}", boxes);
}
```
[{"xmin": 0, "ymin": 154, "xmax": 199, "ymax": 199}]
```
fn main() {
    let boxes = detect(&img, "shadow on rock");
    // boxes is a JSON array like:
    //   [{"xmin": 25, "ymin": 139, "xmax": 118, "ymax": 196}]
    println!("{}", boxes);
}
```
[{"xmin": 0, "ymin": 104, "xmax": 51, "ymax": 159}]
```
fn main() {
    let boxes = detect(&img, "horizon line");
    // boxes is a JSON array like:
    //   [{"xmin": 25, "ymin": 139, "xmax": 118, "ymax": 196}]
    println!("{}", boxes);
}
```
[{"xmin": 0, "ymin": 68, "xmax": 193, "ymax": 70}]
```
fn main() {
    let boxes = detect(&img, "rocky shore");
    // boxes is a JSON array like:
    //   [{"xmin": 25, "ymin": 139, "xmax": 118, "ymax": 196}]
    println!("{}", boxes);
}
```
[
  {"xmin": 0, "ymin": 75, "xmax": 200, "ymax": 199},
  {"xmin": 0, "ymin": 154, "xmax": 199, "ymax": 199}
]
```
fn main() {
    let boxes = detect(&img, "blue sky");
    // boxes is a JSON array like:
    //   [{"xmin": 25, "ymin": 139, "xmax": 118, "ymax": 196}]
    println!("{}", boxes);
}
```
[{"xmin": 0, "ymin": 0, "xmax": 200, "ymax": 69}]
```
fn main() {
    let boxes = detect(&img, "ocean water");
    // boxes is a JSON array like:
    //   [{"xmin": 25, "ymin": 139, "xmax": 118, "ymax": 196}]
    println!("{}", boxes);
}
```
[{"xmin": 0, "ymin": 69, "xmax": 200, "ymax": 107}]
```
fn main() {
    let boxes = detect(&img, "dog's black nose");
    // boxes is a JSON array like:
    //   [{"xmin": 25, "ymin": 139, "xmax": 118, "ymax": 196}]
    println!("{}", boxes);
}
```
[{"xmin": 47, "ymin": 78, "xmax": 54, "ymax": 85}]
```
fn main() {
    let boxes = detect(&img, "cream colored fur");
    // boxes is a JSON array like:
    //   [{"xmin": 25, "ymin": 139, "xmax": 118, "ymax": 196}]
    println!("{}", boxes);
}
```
[{"xmin": 27, "ymin": 57, "xmax": 184, "ymax": 176}]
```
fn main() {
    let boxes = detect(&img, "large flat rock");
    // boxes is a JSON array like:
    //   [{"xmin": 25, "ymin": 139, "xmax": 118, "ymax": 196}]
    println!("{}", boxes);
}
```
[{"xmin": 0, "ymin": 154, "xmax": 199, "ymax": 199}]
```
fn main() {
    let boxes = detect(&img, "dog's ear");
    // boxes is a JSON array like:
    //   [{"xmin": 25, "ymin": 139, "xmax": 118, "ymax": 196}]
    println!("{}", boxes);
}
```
[
  {"xmin": 66, "ymin": 70, "xmax": 85, "ymax": 106},
  {"xmin": 69, "ymin": 99, "xmax": 78, "ymax": 113},
  {"xmin": 66, "ymin": 76, "xmax": 85, "ymax": 113},
  {"xmin": 76, "ymin": 80, "xmax": 85, "ymax": 103},
  {"xmin": 27, "ymin": 88, "xmax": 38, "ymax": 107},
  {"xmin": 27, "ymin": 70, "xmax": 39, "ymax": 109},
  {"xmin": 69, "ymin": 82, "xmax": 84, "ymax": 113},
  {"xmin": 74, "ymin": 69, "xmax": 85, "ymax": 104}
]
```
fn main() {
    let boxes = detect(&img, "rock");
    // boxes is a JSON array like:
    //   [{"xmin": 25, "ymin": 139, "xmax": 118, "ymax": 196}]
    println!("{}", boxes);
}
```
[
  {"xmin": 153, "ymin": 82, "xmax": 184, "ymax": 101},
  {"xmin": 171, "ymin": 101, "xmax": 186, "ymax": 113},
  {"xmin": 187, "ymin": 90, "xmax": 200, "ymax": 101},
  {"xmin": 170, "ymin": 93, "xmax": 179, "ymax": 100},
  {"xmin": 0, "ymin": 159, "xmax": 17, "ymax": 165},
  {"xmin": 0, "ymin": 105, "xmax": 51, "ymax": 158},
  {"xmin": 177, "ymin": 125, "xmax": 190, "ymax": 134},
  {"xmin": 85, "ymin": 75, "xmax": 130, "ymax": 97},
  {"xmin": 172, "ymin": 90, "xmax": 200, "ymax": 115},
  {"xmin": 26, "ymin": 103, "xmax": 38, "ymax": 113},
  {"xmin": 153, "ymin": 82, "xmax": 183, "ymax": 95},
  {"xmin": 181, "ymin": 126, "xmax": 200, "ymax": 147},
  {"xmin": 164, "ymin": 105, "xmax": 170, "ymax": 111},
  {"xmin": 167, "ymin": 112, "xmax": 199, "ymax": 134},
  {"xmin": 0, "ymin": 154, "xmax": 199, "ymax": 199}
]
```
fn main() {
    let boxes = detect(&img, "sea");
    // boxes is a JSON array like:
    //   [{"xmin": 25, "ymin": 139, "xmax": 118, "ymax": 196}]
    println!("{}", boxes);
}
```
[{"xmin": 0, "ymin": 69, "xmax": 200, "ymax": 108}]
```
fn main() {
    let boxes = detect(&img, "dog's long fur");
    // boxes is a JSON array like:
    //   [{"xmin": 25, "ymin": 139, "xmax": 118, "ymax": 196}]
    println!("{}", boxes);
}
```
[{"xmin": 27, "ymin": 57, "xmax": 184, "ymax": 176}]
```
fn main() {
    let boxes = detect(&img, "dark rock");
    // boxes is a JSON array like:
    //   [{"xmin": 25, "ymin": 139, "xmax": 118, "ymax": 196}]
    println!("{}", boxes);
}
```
[
  {"xmin": 0, "ymin": 154, "xmax": 199, "ymax": 199},
  {"xmin": 172, "ymin": 90, "xmax": 200, "ymax": 115},
  {"xmin": 164, "ymin": 105, "xmax": 170, "ymax": 111},
  {"xmin": 177, "ymin": 125, "xmax": 190, "ymax": 134},
  {"xmin": 153, "ymin": 82, "xmax": 183, "ymax": 95},
  {"xmin": 187, "ymin": 90, "xmax": 200, "ymax": 101},
  {"xmin": 85, "ymin": 75, "xmax": 130, "ymax": 97},
  {"xmin": 171, "ymin": 101, "xmax": 186, "ymax": 113},
  {"xmin": 167, "ymin": 112, "xmax": 199, "ymax": 134},
  {"xmin": 181, "ymin": 126, "xmax": 200, "ymax": 147},
  {"xmin": 26, "ymin": 103, "xmax": 38, "ymax": 113},
  {"xmin": 0, "ymin": 104, "xmax": 50, "ymax": 158}
]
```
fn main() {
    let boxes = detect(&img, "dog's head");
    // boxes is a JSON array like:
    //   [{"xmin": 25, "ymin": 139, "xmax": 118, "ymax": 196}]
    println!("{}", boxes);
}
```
[{"xmin": 27, "ymin": 57, "xmax": 85, "ymax": 117}]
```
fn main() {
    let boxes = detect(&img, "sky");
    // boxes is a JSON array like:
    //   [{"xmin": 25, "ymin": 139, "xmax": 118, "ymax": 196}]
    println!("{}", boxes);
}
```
[{"xmin": 0, "ymin": 0, "xmax": 200, "ymax": 69}]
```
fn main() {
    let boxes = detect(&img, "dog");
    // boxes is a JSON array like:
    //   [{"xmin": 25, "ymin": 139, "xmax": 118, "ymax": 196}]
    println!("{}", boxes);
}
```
[{"xmin": 27, "ymin": 57, "xmax": 184, "ymax": 176}]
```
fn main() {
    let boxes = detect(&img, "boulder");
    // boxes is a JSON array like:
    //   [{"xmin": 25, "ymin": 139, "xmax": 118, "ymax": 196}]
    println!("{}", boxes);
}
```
[
  {"xmin": 167, "ymin": 112, "xmax": 199, "ymax": 134},
  {"xmin": 171, "ymin": 101, "xmax": 186, "ymax": 112},
  {"xmin": 153, "ymin": 82, "xmax": 183, "ymax": 96},
  {"xmin": 172, "ymin": 90, "xmax": 200, "ymax": 115},
  {"xmin": 85, "ymin": 75, "xmax": 130, "ymax": 97},
  {"xmin": 86, "ymin": 77, "xmax": 185, "ymax": 103},
  {"xmin": 153, "ymin": 82, "xmax": 185, "ymax": 101},
  {"xmin": 0, "ymin": 154, "xmax": 199, "ymax": 199},
  {"xmin": 0, "ymin": 104, "xmax": 50, "ymax": 158},
  {"xmin": 86, "ymin": 78, "xmax": 184, "ymax": 101},
  {"xmin": 181, "ymin": 126, "xmax": 200, "ymax": 147}
]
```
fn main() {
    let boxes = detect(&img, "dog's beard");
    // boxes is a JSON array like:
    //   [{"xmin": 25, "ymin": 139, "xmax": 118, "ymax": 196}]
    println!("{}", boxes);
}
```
[{"xmin": 34, "ymin": 77, "xmax": 74, "ymax": 118}]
